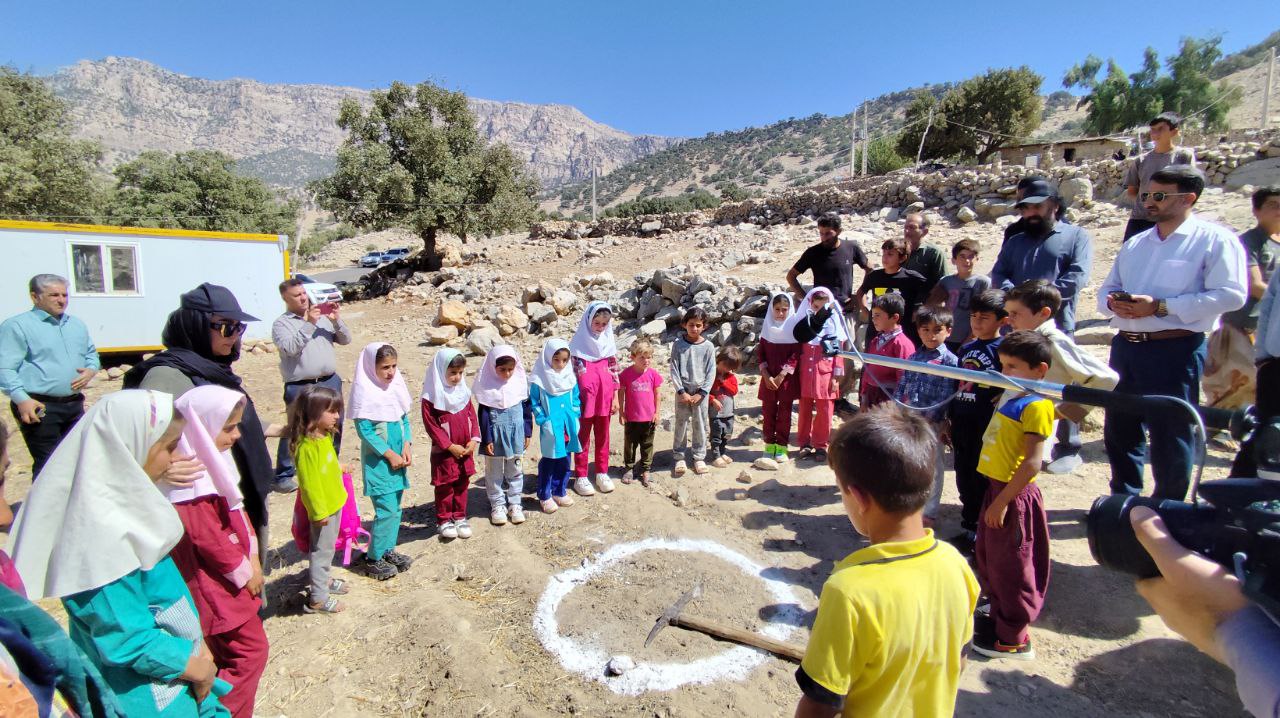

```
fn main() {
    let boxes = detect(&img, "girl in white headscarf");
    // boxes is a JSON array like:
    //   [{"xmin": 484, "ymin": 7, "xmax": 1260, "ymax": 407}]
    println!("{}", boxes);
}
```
[
  {"xmin": 792, "ymin": 287, "xmax": 850, "ymax": 463},
  {"xmin": 529, "ymin": 338, "xmax": 583, "ymax": 514},
  {"xmin": 473, "ymin": 345, "xmax": 533, "ymax": 526},
  {"xmin": 420, "ymin": 349, "xmax": 480, "ymax": 541},
  {"xmin": 351, "ymin": 343, "xmax": 414, "ymax": 578},
  {"xmin": 756, "ymin": 292, "xmax": 803, "ymax": 462},
  {"xmin": 6, "ymin": 390, "xmax": 231, "ymax": 717},
  {"xmin": 568, "ymin": 301, "xmax": 619, "ymax": 496}
]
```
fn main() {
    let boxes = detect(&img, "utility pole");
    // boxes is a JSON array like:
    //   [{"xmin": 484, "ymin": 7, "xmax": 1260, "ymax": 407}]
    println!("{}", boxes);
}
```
[
  {"xmin": 915, "ymin": 107, "xmax": 935, "ymax": 169},
  {"xmin": 1263, "ymin": 46, "xmax": 1276, "ymax": 130},
  {"xmin": 850, "ymin": 106, "xmax": 858, "ymax": 177},
  {"xmin": 860, "ymin": 103, "xmax": 869, "ymax": 176},
  {"xmin": 591, "ymin": 158, "xmax": 598, "ymax": 223}
]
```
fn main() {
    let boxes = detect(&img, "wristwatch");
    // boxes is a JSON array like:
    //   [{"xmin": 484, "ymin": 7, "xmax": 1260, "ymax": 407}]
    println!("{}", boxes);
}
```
[{"xmin": 1155, "ymin": 299, "xmax": 1168, "ymax": 318}]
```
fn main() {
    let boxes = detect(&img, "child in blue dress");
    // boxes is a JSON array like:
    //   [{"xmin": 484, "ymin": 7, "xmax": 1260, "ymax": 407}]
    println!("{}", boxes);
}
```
[
  {"xmin": 474, "ymin": 345, "xmax": 534, "ymax": 526},
  {"xmin": 529, "ymin": 339, "xmax": 582, "ymax": 514}
]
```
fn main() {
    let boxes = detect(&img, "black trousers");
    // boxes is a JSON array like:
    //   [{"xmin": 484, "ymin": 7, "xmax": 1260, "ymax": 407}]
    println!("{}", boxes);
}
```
[
  {"xmin": 951, "ymin": 407, "xmax": 994, "ymax": 532},
  {"xmin": 710, "ymin": 416, "xmax": 734, "ymax": 459},
  {"xmin": 10, "ymin": 397, "xmax": 84, "ymax": 479}
]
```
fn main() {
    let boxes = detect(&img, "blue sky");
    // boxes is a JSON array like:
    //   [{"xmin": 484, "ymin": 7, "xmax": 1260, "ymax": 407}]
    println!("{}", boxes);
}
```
[{"xmin": 4, "ymin": 0, "xmax": 1276, "ymax": 138}]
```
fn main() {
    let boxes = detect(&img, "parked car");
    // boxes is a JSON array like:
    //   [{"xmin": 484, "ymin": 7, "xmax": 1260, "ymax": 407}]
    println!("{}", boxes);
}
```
[
  {"xmin": 380, "ymin": 251, "xmax": 400, "ymax": 264},
  {"xmin": 293, "ymin": 273, "xmax": 342, "ymax": 307},
  {"xmin": 359, "ymin": 251, "xmax": 383, "ymax": 267}
]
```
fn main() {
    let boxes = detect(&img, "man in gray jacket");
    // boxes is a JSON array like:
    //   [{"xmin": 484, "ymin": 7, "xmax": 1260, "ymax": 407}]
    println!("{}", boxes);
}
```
[{"xmin": 271, "ymin": 277, "xmax": 352, "ymax": 492}]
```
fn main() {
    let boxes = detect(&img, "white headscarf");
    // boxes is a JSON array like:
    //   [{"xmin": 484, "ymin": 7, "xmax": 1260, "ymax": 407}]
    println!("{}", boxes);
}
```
[
  {"xmin": 568, "ymin": 301, "xmax": 617, "ymax": 362},
  {"xmin": 420, "ymin": 348, "xmax": 473, "ymax": 413},
  {"xmin": 761, "ymin": 292, "xmax": 800, "ymax": 344},
  {"xmin": 167, "ymin": 385, "xmax": 246, "ymax": 511},
  {"xmin": 6, "ymin": 390, "xmax": 186, "ymax": 600},
  {"xmin": 472, "ymin": 345, "xmax": 529, "ymax": 410},
  {"xmin": 530, "ymin": 338, "xmax": 577, "ymax": 396},
  {"xmin": 349, "ymin": 342, "xmax": 413, "ymax": 422},
  {"xmin": 798, "ymin": 287, "xmax": 851, "ymax": 346}
]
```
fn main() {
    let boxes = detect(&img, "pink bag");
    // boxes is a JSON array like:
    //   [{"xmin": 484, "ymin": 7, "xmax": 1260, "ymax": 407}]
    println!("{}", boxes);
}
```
[{"xmin": 290, "ymin": 472, "xmax": 371, "ymax": 565}]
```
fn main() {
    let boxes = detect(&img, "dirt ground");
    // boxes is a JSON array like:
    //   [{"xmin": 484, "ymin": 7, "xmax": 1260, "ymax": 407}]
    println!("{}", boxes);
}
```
[{"xmin": 1, "ymin": 189, "xmax": 1262, "ymax": 717}]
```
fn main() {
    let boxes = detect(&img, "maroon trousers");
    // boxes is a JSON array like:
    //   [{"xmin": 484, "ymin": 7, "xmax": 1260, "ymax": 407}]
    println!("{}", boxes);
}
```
[
  {"xmin": 206, "ymin": 616, "xmax": 269, "ymax": 718},
  {"xmin": 434, "ymin": 476, "xmax": 469, "ymax": 522},
  {"xmin": 761, "ymin": 395, "xmax": 794, "ymax": 447},
  {"xmin": 975, "ymin": 478, "xmax": 1050, "ymax": 646}
]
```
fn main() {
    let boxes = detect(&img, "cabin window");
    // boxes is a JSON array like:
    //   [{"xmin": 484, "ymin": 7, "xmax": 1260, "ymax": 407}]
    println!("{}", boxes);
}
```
[
  {"xmin": 1063, "ymin": 148, "xmax": 1077, "ymax": 162},
  {"xmin": 68, "ymin": 242, "xmax": 141, "ymax": 295}
]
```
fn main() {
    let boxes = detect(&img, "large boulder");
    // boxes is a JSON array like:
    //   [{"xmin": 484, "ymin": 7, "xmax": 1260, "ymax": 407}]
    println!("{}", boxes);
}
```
[
  {"xmin": 496, "ymin": 305, "xmax": 530, "ymax": 335},
  {"xmin": 437, "ymin": 300, "xmax": 471, "ymax": 330},
  {"xmin": 639, "ymin": 319, "xmax": 666, "ymax": 337},
  {"xmin": 1226, "ymin": 158, "xmax": 1280, "ymax": 190},
  {"xmin": 956, "ymin": 206, "xmax": 978, "ymax": 223},
  {"xmin": 424, "ymin": 324, "xmax": 459, "ymax": 345},
  {"xmin": 1059, "ymin": 177, "xmax": 1094, "ymax": 207},
  {"xmin": 525, "ymin": 301, "xmax": 557, "ymax": 324},
  {"xmin": 548, "ymin": 289, "xmax": 579, "ymax": 315},
  {"xmin": 466, "ymin": 325, "xmax": 503, "ymax": 355}
]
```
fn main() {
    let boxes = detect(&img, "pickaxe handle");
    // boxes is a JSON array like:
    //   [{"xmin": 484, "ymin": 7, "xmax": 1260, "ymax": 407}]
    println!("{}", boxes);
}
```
[{"xmin": 671, "ymin": 613, "xmax": 807, "ymax": 663}]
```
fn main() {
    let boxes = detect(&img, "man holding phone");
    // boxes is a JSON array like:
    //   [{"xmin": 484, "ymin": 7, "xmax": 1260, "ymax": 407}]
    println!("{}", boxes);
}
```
[
  {"xmin": 271, "ymin": 277, "xmax": 352, "ymax": 492},
  {"xmin": 1097, "ymin": 166, "xmax": 1247, "ymax": 501}
]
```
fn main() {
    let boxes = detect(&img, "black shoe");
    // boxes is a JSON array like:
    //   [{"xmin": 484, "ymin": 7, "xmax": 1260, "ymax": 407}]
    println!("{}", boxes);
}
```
[
  {"xmin": 834, "ymin": 398, "xmax": 858, "ymax": 416},
  {"xmin": 973, "ymin": 608, "xmax": 996, "ymax": 646},
  {"xmin": 812, "ymin": 448, "xmax": 828, "ymax": 463},
  {"xmin": 271, "ymin": 476, "xmax": 298, "ymax": 494},
  {"xmin": 384, "ymin": 550, "xmax": 413, "ymax": 572},
  {"xmin": 796, "ymin": 446, "xmax": 815, "ymax": 460},
  {"xmin": 362, "ymin": 556, "xmax": 398, "ymax": 581},
  {"xmin": 946, "ymin": 530, "xmax": 977, "ymax": 557}
]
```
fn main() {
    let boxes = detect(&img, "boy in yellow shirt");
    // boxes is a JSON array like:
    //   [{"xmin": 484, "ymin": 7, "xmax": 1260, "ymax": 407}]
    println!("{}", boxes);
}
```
[
  {"xmin": 973, "ymin": 330, "xmax": 1055, "ymax": 660},
  {"xmin": 795, "ymin": 406, "xmax": 979, "ymax": 717}
]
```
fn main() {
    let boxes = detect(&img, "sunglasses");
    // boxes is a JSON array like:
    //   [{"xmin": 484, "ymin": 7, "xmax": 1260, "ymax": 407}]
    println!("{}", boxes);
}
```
[
  {"xmin": 1140, "ymin": 191, "xmax": 1191, "ymax": 202},
  {"xmin": 210, "ymin": 320, "xmax": 247, "ymax": 338}
]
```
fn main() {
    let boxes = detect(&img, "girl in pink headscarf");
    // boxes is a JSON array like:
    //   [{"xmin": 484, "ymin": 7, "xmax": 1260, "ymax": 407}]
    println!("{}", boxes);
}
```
[
  {"xmin": 350, "ymin": 343, "xmax": 414, "ymax": 579},
  {"xmin": 473, "ymin": 345, "xmax": 533, "ymax": 526},
  {"xmin": 168, "ymin": 384, "xmax": 268, "ymax": 718}
]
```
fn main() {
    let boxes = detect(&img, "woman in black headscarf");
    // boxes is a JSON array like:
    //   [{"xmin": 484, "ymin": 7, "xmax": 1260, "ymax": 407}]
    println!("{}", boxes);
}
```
[{"xmin": 124, "ymin": 283, "xmax": 275, "ymax": 566}]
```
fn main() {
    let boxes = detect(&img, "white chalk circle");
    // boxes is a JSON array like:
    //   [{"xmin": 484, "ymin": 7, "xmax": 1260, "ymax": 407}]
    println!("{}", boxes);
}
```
[{"xmin": 533, "ymin": 537, "xmax": 802, "ymax": 695}]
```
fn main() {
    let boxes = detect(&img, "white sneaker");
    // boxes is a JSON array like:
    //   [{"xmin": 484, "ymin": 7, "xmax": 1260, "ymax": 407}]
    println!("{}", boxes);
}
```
[
  {"xmin": 595, "ymin": 472, "xmax": 615, "ymax": 493},
  {"xmin": 439, "ymin": 521, "xmax": 458, "ymax": 539},
  {"xmin": 554, "ymin": 493, "xmax": 575, "ymax": 507},
  {"xmin": 490, "ymin": 506, "xmax": 508, "ymax": 526},
  {"xmin": 574, "ymin": 476, "xmax": 596, "ymax": 496},
  {"xmin": 509, "ymin": 504, "xmax": 526, "ymax": 524},
  {"xmin": 541, "ymin": 499, "xmax": 558, "ymax": 514},
  {"xmin": 672, "ymin": 460, "xmax": 688, "ymax": 478},
  {"xmin": 456, "ymin": 519, "xmax": 473, "ymax": 539}
]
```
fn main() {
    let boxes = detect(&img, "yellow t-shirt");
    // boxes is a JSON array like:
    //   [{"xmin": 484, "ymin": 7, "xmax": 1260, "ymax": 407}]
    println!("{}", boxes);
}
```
[
  {"xmin": 295, "ymin": 435, "xmax": 346, "ymax": 521},
  {"xmin": 798, "ymin": 531, "xmax": 980, "ymax": 717},
  {"xmin": 977, "ymin": 392, "xmax": 1055, "ymax": 483}
]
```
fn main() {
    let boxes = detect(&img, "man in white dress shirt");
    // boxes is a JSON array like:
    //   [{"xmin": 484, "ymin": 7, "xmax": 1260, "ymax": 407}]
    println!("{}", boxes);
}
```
[{"xmin": 1097, "ymin": 165, "xmax": 1247, "ymax": 500}]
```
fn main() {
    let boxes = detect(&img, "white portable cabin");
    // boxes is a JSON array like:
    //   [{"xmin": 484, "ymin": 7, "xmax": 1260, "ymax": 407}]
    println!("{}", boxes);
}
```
[{"xmin": 0, "ymin": 220, "xmax": 290, "ymax": 353}]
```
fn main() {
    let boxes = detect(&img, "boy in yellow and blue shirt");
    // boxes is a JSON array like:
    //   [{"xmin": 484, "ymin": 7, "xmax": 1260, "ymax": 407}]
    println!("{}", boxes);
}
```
[
  {"xmin": 795, "ymin": 405, "xmax": 978, "ymax": 717},
  {"xmin": 973, "ymin": 330, "xmax": 1055, "ymax": 661}
]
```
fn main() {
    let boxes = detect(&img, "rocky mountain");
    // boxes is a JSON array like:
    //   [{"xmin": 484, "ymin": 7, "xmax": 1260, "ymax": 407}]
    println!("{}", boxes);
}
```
[{"xmin": 44, "ymin": 57, "xmax": 678, "ymax": 189}]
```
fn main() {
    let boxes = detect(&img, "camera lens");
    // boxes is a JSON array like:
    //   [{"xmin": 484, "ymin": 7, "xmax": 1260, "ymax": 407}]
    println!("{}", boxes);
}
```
[{"xmin": 1086, "ymin": 495, "xmax": 1162, "ymax": 578}]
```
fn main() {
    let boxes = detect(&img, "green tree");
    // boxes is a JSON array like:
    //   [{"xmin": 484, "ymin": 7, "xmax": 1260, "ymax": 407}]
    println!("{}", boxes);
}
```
[
  {"xmin": 1064, "ymin": 35, "xmax": 1239, "ymax": 134},
  {"xmin": 856, "ymin": 135, "xmax": 911, "ymax": 175},
  {"xmin": 897, "ymin": 68, "xmax": 1044, "ymax": 162},
  {"xmin": 0, "ymin": 67, "xmax": 105, "ymax": 219},
  {"xmin": 311, "ymin": 81, "xmax": 538, "ymax": 270},
  {"xmin": 106, "ymin": 150, "xmax": 298, "ymax": 235}
]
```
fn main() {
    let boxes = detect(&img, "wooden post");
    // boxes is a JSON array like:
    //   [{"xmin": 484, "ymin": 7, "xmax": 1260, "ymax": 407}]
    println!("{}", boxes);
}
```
[
  {"xmin": 590, "ymin": 157, "xmax": 597, "ymax": 223},
  {"xmin": 861, "ymin": 103, "xmax": 870, "ymax": 176},
  {"xmin": 850, "ymin": 106, "xmax": 858, "ymax": 177},
  {"xmin": 915, "ymin": 107, "xmax": 935, "ymax": 169},
  {"xmin": 1263, "ymin": 46, "xmax": 1276, "ymax": 129}
]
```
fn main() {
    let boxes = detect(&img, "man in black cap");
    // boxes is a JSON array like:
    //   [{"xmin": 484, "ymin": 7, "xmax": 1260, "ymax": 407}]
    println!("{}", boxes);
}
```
[
  {"xmin": 271, "ymin": 278, "xmax": 351, "ymax": 492},
  {"xmin": 990, "ymin": 179, "xmax": 1095, "ymax": 474},
  {"xmin": 1001, "ymin": 175, "xmax": 1064, "ymax": 244}
]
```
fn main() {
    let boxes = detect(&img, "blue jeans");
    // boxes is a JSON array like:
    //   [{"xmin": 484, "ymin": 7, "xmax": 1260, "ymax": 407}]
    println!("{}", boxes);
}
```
[
  {"xmin": 276, "ymin": 374, "xmax": 344, "ymax": 481},
  {"xmin": 1103, "ymin": 333, "xmax": 1206, "ymax": 500},
  {"xmin": 536, "ymin": 456, "xmax": 571, "ymax": 500}
]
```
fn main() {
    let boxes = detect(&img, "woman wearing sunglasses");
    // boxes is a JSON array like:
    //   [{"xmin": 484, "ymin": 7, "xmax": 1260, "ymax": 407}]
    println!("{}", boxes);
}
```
[{"xmin": 124, "ymin": 284, "xmax": 277, "ymax": 576}]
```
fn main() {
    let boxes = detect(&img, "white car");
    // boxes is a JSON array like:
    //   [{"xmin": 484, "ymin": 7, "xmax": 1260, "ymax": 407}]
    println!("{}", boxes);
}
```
[{"xmin": 294, "ymin": 274, "xmax": 342, "ymax": 307}]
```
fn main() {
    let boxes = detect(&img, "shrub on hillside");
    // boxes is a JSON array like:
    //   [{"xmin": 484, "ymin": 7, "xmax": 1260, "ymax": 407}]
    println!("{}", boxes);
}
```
[{"xmin": 602, "ymin": 189, "xmax": 721, "ymax": 218}]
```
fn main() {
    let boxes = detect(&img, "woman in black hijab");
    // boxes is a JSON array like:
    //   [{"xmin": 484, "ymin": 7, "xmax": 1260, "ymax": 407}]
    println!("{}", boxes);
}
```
[{"xmin": 123, "ymin": 283, "xmax": 275, "ymax": 566}]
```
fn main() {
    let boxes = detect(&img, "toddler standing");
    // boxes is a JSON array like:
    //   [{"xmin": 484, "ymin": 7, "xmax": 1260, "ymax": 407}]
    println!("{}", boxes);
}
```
[
  {"xmin": 570, "ymin": 301, "xmax": 619, "ymax": 496},
  {"xmin": 757, "ymin": 293, "xmax": 801, "ymax": 462},
  {"xmin": 708, "ymin": 346, "xmax": 744, "ymax": 468},
  {"xmin": 670, "ymin": 307, "xmax": 716, "ymax": 476},
  {"xmin": 287, "ymin": 384, "xmax": 349, "ymax": 614},
  {"xmin": 530, "ymin": 339, "xmax": 583, "ymax": 513},
  {"xmin": 792, "ymin": 287, "xmax": 850, "ymax": 463},
  {"xmin": 474, "ymin": 345, "xmax": 533, "ymax": 526},
  {"xmin": 420, "ymin": 349, "xmax": 480, "ymax": 541},
  {"xmin": 350, "ymin": 343, "xmax": 414, "ymax": 580},
  {"xmin": 617, "ymin": 340, "xmax": 662, "ymax": 487}
]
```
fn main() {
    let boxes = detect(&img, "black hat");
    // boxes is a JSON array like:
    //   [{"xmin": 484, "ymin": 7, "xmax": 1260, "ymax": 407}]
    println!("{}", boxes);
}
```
[
  {"xmin": 178, "ymin": 283, "xmax": 259, "ymax": 322},
  {"xmin": 1015, "ymin": 179, "xmax": 1058, "ymax": 207}
]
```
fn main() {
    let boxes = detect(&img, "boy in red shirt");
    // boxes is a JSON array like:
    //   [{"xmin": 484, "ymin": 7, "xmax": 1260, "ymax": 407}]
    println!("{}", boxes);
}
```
[
  {"xmin": 709, "ymin": 346, "xmax": 744, "ymax": 468},
  {"xmin": 860, "ymin": 294, "xmax": 916, "ymax": 410}
]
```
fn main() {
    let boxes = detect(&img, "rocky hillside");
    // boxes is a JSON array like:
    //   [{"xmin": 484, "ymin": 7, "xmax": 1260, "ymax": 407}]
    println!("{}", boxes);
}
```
[{"xmin": 44, "ymin": 57, "xmax": 678, "ymax": 189}]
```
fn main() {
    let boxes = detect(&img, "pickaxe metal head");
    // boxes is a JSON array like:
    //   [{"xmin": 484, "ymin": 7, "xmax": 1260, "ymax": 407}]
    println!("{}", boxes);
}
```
[{"xmin": 644, "ymin": 582, "xmax": 702, "ymax": 648}]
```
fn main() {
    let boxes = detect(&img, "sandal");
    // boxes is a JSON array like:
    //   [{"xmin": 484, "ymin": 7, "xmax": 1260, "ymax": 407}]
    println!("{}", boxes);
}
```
[
  {"xmin": 639, "ymin": 472, "xmax": 651, "ymax": 488},
  {"xmin": 328, "ymin": 578, "xmax": 350, "ymax": 595},
  {"xmin": 303, "ymin": 596, "xmax": 345, "ymax": 614}
]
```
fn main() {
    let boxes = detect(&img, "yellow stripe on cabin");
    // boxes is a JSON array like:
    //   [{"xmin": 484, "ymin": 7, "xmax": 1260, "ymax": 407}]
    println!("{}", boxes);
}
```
[{"xmin": 0, "ymin": 219, "xmax": 282, "ymax": 243}]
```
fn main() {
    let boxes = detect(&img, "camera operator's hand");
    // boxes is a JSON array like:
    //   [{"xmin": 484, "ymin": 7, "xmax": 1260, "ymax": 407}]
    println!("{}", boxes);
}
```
[{"xmin": 1130, "ymin": 506, "xmax": 1249, "ymax": 663}]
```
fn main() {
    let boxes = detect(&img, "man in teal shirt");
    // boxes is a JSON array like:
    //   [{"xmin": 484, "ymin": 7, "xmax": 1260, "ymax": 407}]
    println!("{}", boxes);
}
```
[{"xmin": 0, "ymin": 274, "xmax": 100, "ymax": 478}]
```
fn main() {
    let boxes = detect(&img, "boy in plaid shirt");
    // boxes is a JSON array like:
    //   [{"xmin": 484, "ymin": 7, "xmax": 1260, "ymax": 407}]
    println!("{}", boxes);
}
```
[{"xmin": 895, "ymin": 306, "xmax": 957, "ymax": 525}]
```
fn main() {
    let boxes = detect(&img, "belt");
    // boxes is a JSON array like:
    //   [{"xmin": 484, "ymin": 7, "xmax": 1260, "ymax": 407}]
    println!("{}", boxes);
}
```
[
  {"xmin": 1118, "ymin": 329, "xmax": 1198, "ymax": 343},
  {"xmin": 286, "ymin": 373, "xmax": 336, "ymax": 386},
  {"xmin": 28, "ymin": 392, "xmax": 84, "ymax": 404}
]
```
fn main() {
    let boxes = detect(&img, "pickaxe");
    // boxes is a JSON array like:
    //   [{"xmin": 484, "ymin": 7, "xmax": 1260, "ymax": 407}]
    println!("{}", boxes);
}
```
[{"xmin": 644, "ymin": 583, "xmax": 807, "ymax": 663}]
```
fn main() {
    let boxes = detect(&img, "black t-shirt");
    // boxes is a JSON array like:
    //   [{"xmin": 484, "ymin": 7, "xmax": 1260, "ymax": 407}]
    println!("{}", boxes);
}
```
[
  {"xmin": 792, "ymin": 238, "xmax": 869, "ymax": 305},
  {"xmin": 1002, "ymin": 217, "xmax": 1027, "ymax": 245},
  {"xmin": 856, "ymin": 268, "xmax": 928, "ymax": 348}
]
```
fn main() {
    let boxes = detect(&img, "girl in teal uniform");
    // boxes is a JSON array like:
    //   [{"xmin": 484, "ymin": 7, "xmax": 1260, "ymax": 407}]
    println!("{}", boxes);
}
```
[
  {"xmin": 529, "ymin": 338, "xmax": 582, "ymax": 514},
  {"xmin": 6, "ymin": 390, "xmax": 230, "ymax": 717}
]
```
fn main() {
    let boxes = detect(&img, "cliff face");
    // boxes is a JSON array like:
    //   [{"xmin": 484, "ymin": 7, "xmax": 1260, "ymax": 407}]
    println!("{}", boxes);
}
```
[{"xmin": 45, "ymin": 57, "xmax": 678, "ymax": 188}]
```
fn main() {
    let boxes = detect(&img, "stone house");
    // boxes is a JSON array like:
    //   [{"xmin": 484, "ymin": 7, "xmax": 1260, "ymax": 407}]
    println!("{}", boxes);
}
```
[{"xmin": 997, "ymin": 136, "xmax": 1129, "ymax": 167}]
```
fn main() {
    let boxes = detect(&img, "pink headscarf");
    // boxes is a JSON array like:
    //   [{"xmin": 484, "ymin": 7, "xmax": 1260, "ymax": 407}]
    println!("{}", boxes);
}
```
[
  {"xmin": 472, "ymin": 345, "xmax": 529, "ymax": 410},
  {"xmin": 169, "ymin": 385, "xmax": 246, "ymax": 510},
  {"xmin": 349, "ymin": 342, "xmax": 413, "ymax": 422}
]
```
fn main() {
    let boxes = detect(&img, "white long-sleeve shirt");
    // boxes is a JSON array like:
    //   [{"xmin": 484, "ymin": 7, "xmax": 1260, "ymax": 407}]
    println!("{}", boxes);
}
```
[{"xmin": 1097, "ymin": 214, "xmax": 1247, "ymax": 333}]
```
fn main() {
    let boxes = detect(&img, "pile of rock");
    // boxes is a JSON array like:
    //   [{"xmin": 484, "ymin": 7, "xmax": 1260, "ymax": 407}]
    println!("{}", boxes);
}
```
[
  {"xmin": 528, "ymin": 212, "xmax": 707, "ymax": 240},
  {"xmin": 1199, "ymin": 136, "xmax": 1280, "ymax": 186}
]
